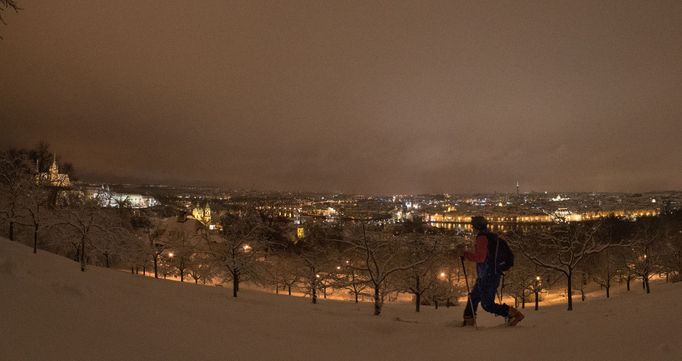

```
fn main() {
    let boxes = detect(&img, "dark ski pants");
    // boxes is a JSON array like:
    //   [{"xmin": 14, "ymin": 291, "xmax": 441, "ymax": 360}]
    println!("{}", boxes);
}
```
[{"xmin": 463, "ymin": 272, "xmax": 509, "ymax": 318}]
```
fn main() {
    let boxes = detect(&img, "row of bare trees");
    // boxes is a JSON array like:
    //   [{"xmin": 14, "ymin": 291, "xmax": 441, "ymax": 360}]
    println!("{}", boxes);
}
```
[
  {"xmin": 506, "ymin": 213, "xmax": 682, "ymax": 311},
  {"xmin": 0, "ymin": 146, "xmax": 139, "ymax": 272}
]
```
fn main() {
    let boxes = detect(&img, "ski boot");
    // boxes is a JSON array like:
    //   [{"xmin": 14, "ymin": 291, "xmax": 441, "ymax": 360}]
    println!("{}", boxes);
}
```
[{"xmin": 506, "ymin": 307, "xmax": 524, "ymax": 326}]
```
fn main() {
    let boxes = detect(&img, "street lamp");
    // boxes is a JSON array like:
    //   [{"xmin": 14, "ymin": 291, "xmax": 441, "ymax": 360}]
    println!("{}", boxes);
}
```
[{"xmin": 534, "ymin": 276, "xmax": 541, "ymax": 311}]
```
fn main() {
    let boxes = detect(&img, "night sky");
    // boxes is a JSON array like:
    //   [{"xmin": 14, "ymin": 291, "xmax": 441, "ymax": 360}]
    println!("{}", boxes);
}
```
[{"xmin": 1, "ymin": 1, "xmax": 681, "ymax": 194}]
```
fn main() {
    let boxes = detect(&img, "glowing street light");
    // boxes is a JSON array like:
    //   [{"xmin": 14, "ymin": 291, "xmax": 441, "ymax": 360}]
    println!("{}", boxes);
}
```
[
  {"xmin": 243, "ymin": 244, "xmax": 252, "ymax": 252},
  {"xmin": 336, "ymin": 266, "xmax": 342, "ymax": 270},
  {"xmin": 168, "ymin": 252, "xmax": 174, "ymax": 258},
  {"xmin": 534, "ymin": 276, "xmax": 541, "ymax": 311}
]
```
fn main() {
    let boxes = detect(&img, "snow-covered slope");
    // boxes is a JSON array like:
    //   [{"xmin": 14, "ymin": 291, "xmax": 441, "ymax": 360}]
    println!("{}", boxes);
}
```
[{"xmin": 1, "ymin": 238, "xmax": 680, "ymax": 361}]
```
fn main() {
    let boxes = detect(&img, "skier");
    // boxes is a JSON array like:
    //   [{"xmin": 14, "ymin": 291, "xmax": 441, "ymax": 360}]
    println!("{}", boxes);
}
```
[{"xmin": 457, "ymin": 216, "xmax": 524, "ymax": 327}]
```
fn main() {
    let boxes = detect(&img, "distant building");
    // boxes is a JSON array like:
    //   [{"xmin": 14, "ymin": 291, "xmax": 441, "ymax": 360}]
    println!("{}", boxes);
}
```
[
  {"xmin": 191, "ymin": 202, "xmax": 212, "ymax": 225},
  {"xmin": 35, "ymin": 155, "xmax": 71, "ymax": 187},
  {"xmin": 88, "ymin": 185, "xmax": 160, "ymax": 209}
]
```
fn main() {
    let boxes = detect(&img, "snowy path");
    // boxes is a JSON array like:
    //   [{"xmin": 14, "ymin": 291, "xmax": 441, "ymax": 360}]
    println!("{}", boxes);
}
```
[{"xmin": 1, "ymin": 238, "xmax": 680, "ymax": 361}]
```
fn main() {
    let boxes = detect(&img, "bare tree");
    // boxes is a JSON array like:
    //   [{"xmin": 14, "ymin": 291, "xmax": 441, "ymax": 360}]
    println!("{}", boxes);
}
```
[
  {"xmin": 510, "ymin": 221, "xmax": 628, "ymax": 311},
  {"xmin": 165, "ymin": 230, "xmax": 198, "ymax": 282},
  {"xmin": 630, "ymin": 217, "xmax": 665, "ymax": 294},
  {"xmin": 504, "ymin": 256, "xmax": 537, "ymax": 309},
  {"xmin": 659, "ymin": 210, "xmax": 682, "ymax": 282},
  {"xmin": 335, "ymin": 257, "xmax": 369, "ymax": 303},
  {"xmin": 0, "ymin": 148, "xmax": 31, "ymax": 241},
  {"xmin": 399, "ymin": 232, "xmax": 443, "ymax": 312},
  {"xmin": 22, "ymin": 179, "xmax": 50, "ymax": 253},
  {"xmin": 209, "ymin": 210, "xmax": 267, "ymax": 297},
  {"xmin": 264, "ymin": 253, "xmax": 301, "ymax": 295},
  {"xmin": 132, "ymin": 215, "xmax": 165, "ymax": 278},
  {"xmin": 55, "ymin": 193, "xmax": 117, "ymax": 272},
  {"xmin": 290, "ymin": 223, "xmax": 334, "ymax": 304},
  {"xmin": 339, "ymin": 223, "xmax": 430, "ymax": 316},
  {"xmin": 188, "ymin": 253, "xmax": 218, "ymax": 284},
  {"xmin": 0, "ymin": 0, "xmax": 20, "ymax": 39}
]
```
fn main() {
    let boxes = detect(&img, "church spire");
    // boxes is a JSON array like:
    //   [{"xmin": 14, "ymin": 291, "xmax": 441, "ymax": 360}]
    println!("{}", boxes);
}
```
[{"xmin": 49, "ymin": 154, "xmax": 59, "ymax": 175}]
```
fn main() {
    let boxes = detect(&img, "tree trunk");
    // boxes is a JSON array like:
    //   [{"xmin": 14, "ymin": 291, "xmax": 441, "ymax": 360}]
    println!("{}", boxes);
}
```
[
  {"xmin": 180, "ymin": 269, "xmax": 184, "ymax": 282},
  {"xmin": 311, "ymin": 281, "xmax": 317, "ymax": 304},
  {"xmin": 33, "ymin": 223, "xmax": 39, "ymax": 254},
  {"xmin": 606, "ymin": 285, "xmax": 610, "ymax": 298},
  {"xmin": 415, "ymin": 276, "xmax": 421, "ymax": 312},
  {"xmin": 288, "ymin": 285, "xmax": 292, "ymax": 296},
  {"xmin": 8, "ymin": 221, "xmax": 14, "ymax": 241},
  {"xmin": 534, "ymin": 290, "xmax": 539, "ymax": 310},
  {"xmin": 373, "ymin": 285, "xmax": 381, "ymax": 316},
  {"xmin": 79, "ymin": 237, "xmax": 86, "ymax": 272},
  {"xmin": 104, "ymin": 253, "xmax": 110, "ymax": 268},
  {"xmin": 626, "ymin": 275, "xmax": 631, "ymax": 291},
  {"xmin": 232, "ymin": 269, "xmax": 239, "ymax": 298},
  {"xmin": 644, "ymin": 276, "xmax": 650, "ymax": 294},
  {"xmin": 567, "ymin": 270, "xmax": 573, "ymax": 311},
  {"xmin": 153, "ymin": 256, "xmax": 159, "ymax": 278}
]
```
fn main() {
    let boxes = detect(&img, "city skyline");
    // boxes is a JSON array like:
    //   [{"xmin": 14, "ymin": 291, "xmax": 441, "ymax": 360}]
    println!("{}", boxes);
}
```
[{"xmin": 2, "ymin": 1, "xmax": 681, "ymax": 194}]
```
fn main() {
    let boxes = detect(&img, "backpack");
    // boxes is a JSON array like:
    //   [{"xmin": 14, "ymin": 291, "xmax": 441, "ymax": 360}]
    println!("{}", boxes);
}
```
[{"xmin": 485, "ymin": 232, "xmax": 514, "ymax": 273}]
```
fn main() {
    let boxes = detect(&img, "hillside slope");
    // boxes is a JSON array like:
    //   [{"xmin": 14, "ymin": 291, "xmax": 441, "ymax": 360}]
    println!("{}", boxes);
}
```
[{"xmin": 1, "ymin": 238, "xmax": 680, "ymax": 361}]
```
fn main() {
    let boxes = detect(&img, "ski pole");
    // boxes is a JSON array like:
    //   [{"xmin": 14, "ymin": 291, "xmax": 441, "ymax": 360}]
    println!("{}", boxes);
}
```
[
  {"xmin": 497, "ymin": 274, "xmax": 505, "ymax": 304},
  {"xmin": 460, "ymin": 256, "xmax": 478, "ymax": 329}
]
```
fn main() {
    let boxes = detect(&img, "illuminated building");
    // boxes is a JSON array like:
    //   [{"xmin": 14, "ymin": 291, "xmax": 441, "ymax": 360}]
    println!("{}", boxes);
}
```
[
  {"xmin": 191, "ymin": 202, "xmax": 212, "ymax": 225},
  {"xmin": 35, "ymin": 155, "xmax": 71, "ymax": 187}
]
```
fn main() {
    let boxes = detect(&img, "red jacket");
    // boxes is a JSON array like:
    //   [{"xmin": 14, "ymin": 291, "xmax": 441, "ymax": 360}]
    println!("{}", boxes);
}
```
[{"xmin": 464, "ymin": 234, "xmax": 488, "ymax": 263}]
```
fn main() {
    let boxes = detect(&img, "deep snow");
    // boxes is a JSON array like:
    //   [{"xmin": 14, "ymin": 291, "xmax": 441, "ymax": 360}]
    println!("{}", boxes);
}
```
[{"xmin": 1, "ymin": 238, "xmax": 680, "ymax": 361}]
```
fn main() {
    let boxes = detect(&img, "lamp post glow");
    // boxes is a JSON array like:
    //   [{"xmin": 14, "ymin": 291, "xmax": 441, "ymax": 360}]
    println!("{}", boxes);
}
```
[{"xmin": 534, "ymin": 276, "xmax": 541, "ymax": 311}]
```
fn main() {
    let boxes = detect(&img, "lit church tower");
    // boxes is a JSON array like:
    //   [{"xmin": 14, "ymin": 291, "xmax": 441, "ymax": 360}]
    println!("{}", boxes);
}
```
[
  {"xmin": 35, "ymin": 154, "xmax": 71, "ymax": 187},
  {"xmin": 191, "ymin": 201, "xmax": 212, "ymax": 225}
]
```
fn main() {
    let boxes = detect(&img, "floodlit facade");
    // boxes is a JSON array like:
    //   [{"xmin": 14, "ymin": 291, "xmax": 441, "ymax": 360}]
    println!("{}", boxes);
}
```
[{"xmin": 35, "ymin": 155, "xmax": 71, "ymax": 188}]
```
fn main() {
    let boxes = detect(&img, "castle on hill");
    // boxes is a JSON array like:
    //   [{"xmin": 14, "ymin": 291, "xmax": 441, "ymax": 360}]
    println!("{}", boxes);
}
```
[{"xmin": 35, "ymin": 155, "xmax": 71, "ymax": 188}]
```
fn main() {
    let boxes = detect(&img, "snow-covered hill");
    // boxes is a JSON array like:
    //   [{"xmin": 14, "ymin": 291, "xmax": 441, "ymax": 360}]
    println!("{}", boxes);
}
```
[{"xmin": 1, "ymin": 237, "xmax": 680, "ymax": 361}]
